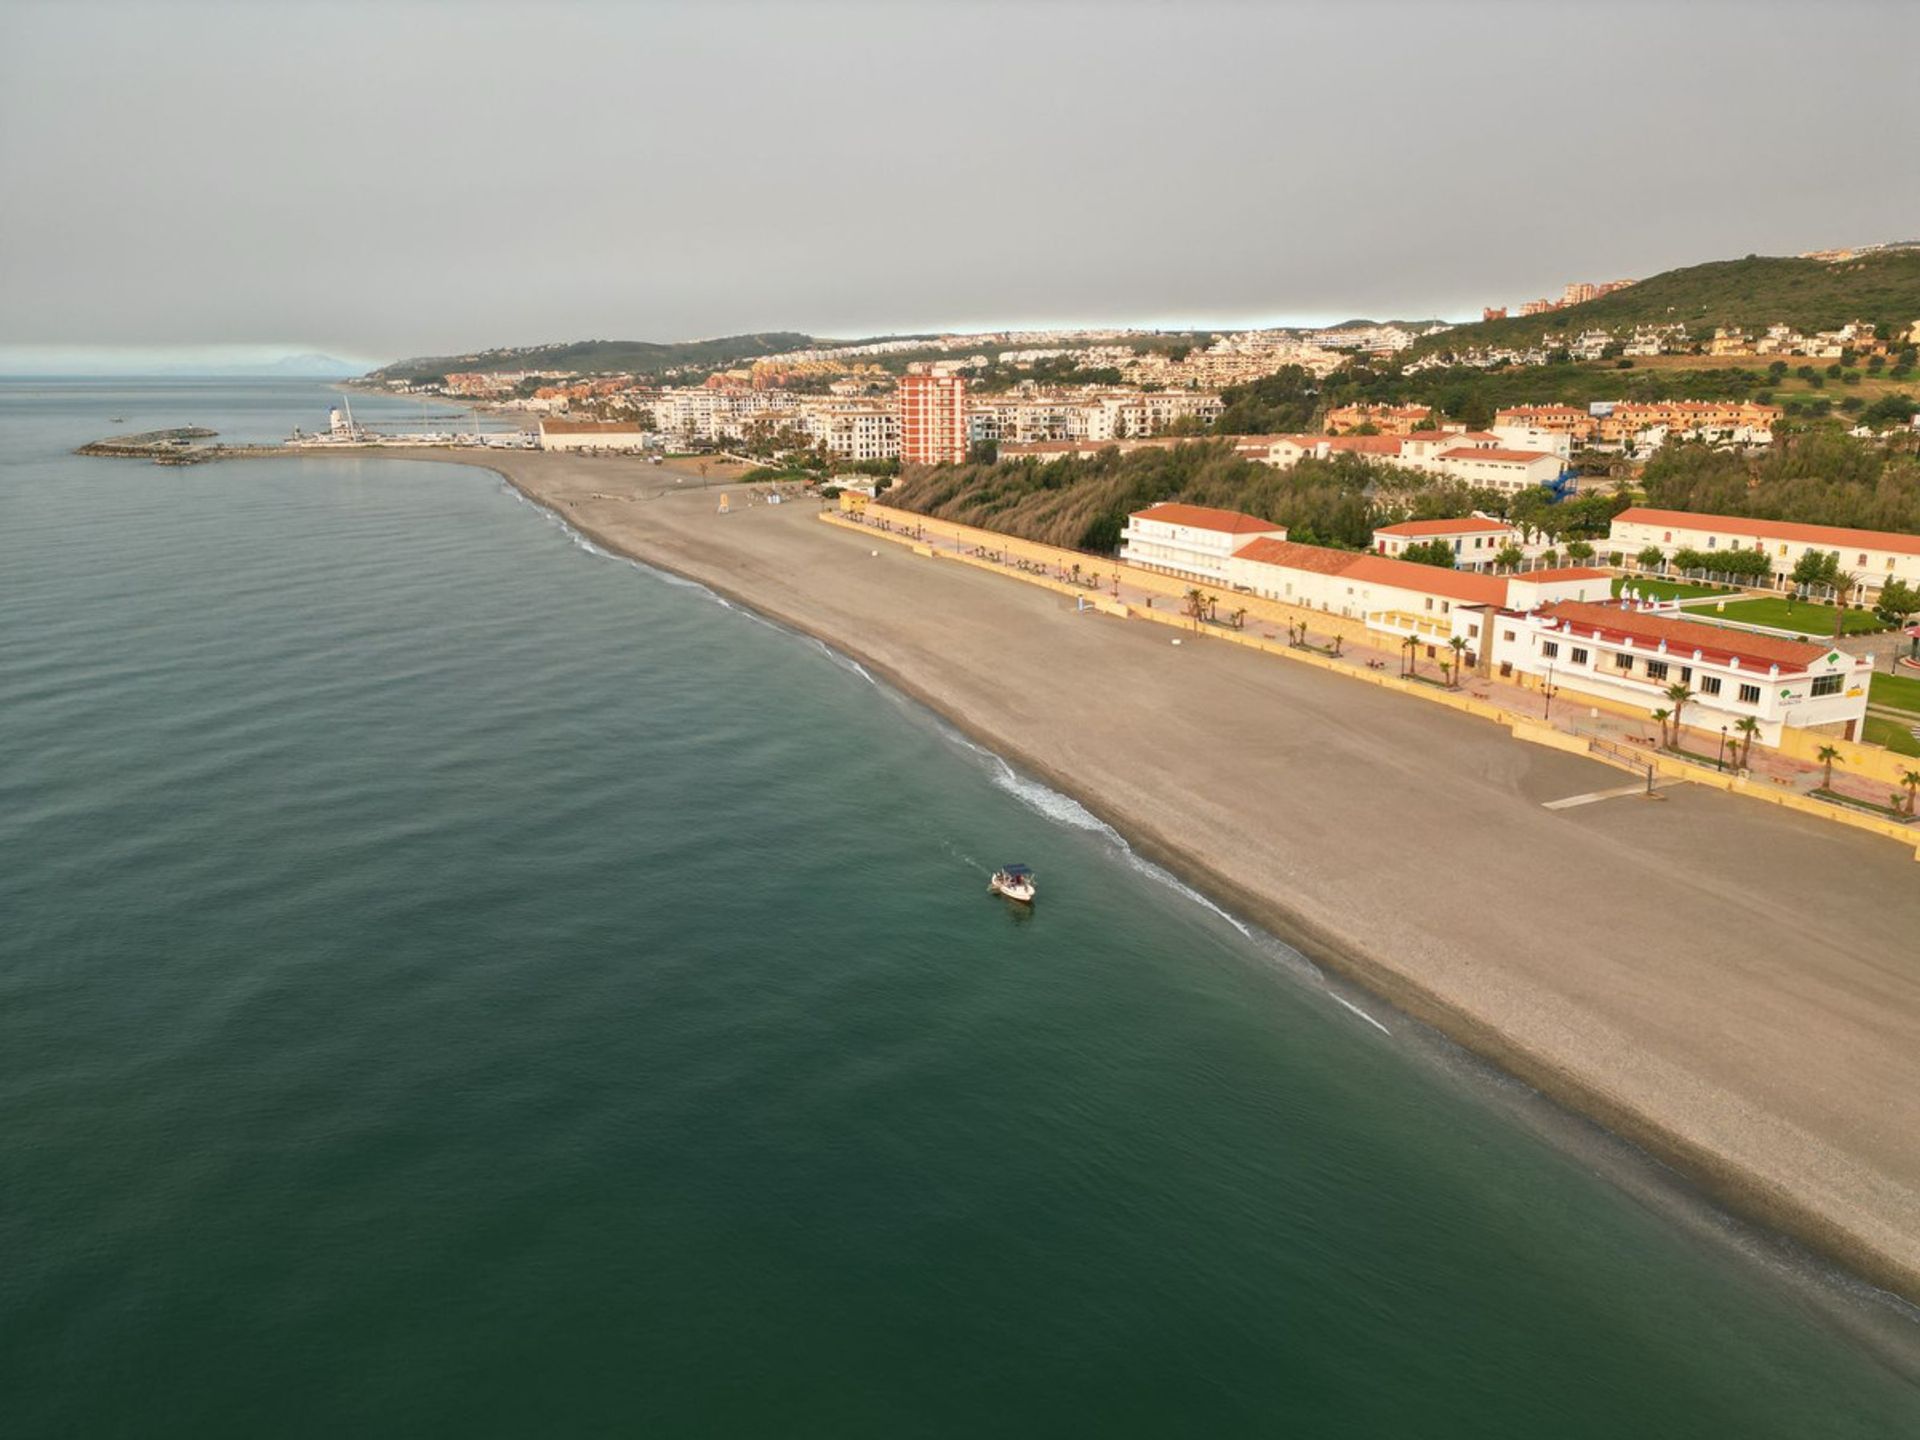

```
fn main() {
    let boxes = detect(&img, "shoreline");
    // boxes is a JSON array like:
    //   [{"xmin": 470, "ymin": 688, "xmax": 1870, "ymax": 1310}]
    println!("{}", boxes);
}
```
[{"xmin": 350, "ymin": 448, "xmax": 1920, "ymax": 1326}]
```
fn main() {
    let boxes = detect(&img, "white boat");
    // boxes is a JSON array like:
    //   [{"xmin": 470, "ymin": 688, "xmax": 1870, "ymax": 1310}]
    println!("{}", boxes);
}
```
[{"xmin": 988, "ymin": 864, "xmax": 1036, "ymax": 904}]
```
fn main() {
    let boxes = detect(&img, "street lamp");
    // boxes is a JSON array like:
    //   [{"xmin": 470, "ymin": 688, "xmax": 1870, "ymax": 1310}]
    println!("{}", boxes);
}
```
[
  {"xmin": 1717, "ymin": 724, "xmax": 1729, "ymax": 771},
  {"xmin": 1542, "ymin": 659, "xmax": 1559, "ymax": 719}
]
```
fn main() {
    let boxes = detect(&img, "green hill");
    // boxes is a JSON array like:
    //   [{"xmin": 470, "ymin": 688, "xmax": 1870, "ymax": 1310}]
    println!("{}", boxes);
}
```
[
  {"xmin": 1411, "ymin": 251, "xmax": 1920, "ymax": 359},
  {"xmin": 368, "ymin": 332, "xmax": 818, "ymax": 383}
]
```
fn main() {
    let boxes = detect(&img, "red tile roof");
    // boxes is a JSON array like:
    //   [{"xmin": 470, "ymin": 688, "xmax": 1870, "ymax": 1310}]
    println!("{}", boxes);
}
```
[
  {"xmin": 1511, "ymin": 566, "xmax": 1612, "ymax": 584},
  {"xmin": 1438, "ymin": 447, "xmax": 1557, "ymax": 463},
  {"xmin": 1235, "ymin": 537, "xmax": 1363, "ymax": 575},
  {"xmin": 1531, "ymin": 601, "xmax": 1836, "ymax": 672},
  {"xmin": 1375, "ymin": 516, "xmax": 1514, "ymax": 538},
  {"xmin": 1131, "ymin": 502, "xmax": 1284, "ymax": 535},
  {"xmin": 1235, "ymin": 537, "xmax": 1509, "ymax": 605},
  {"xmin": 1612, "ymin": 507, "xmax": 1920, "ymax": 558},
  {"xmin": 1343, "ymin": 556, "xmax": 1509, "ymax": 606}
]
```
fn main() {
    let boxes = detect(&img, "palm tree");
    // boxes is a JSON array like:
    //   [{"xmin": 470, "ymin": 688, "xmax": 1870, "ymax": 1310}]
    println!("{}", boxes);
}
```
[
  {"xmin": 1401, "ymin": 632, "xmax": 1420, "ymax": 678},
  {"xmin": 1663, "ymin": 682, "xmax": 1695, "ymax": 746},
  {"xmin": 1816, "ymin": 744, "xmax": 1840, "ymax": 792},
  {"xmin": 1183, "ymin": 587, "xmax": 1207, "ymax": 628},
  {"xmin": 1230, "ymin": 607, "xmax": 1247, "ymax": 631},
  {"xmin": 1448, "ymin": 635, "xmax": 1470, "ymax": 687},
  {"xmin": 1734, "ymin": 716, "xmax": 1760, "ymax": 769},
  {"xmin": 1830, "ymin": 572, "xmax": 1861, "ymax": 641},
  {"xmin": 1901, "ymin": 769, "xmax": 1920, "ymax": 817},
  {"xmin": 1652, "ymin": 707, "xmax": 1672, "ymax": 748}
]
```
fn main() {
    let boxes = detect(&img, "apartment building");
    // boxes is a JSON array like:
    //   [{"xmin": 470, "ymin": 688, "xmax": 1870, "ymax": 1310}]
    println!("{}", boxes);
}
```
[
  {"xmin": 1325, "ymin": 403, "xmax": 1433, "ymax": 435},
  {"xmin": 899, "ymin": 372, "xmax": 970, "ymax": 466},
  {"xmin": 800, "ymin": 401, "xmax": 900, "ymax": 462},
  {"xmin": 1595, "ymin": 401, "xmax": 1780, "ymax": 448},
  {"xmin": 1493, "ymin": 601, "xmax": 1871, "ymax": 745},
  {"xmin": 1609, "ymin": 507, "xmax": 1920, "ymax": 599},
  {"xmin": 1493, "ymin": 405, "xmax": 1600, "ymax": 443}
]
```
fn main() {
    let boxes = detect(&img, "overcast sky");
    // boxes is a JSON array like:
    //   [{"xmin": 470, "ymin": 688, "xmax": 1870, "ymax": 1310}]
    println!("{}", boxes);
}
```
[{"xmin": 2, "ymin": 0, "xmax": 1914, "ymax": 369}]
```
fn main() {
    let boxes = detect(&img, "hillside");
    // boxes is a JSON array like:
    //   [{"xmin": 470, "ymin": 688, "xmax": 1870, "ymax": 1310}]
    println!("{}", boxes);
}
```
[
  {"xmin": 368, "ymin": 332, "xmax": 816, "ymax": 383},
  {"xmin": 886, "ymin": 441, "xmax": 1619, "ymax": 555},
  {"xmin": 1409, "ymin": 252, "xmax": 1920, "ymax": 359}
]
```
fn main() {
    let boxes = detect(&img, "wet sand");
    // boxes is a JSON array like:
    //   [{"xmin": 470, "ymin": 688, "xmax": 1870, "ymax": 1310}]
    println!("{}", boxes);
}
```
[{"xmin": 426, "ymin": 450, "xmax": 1920, "ymax": 1304}]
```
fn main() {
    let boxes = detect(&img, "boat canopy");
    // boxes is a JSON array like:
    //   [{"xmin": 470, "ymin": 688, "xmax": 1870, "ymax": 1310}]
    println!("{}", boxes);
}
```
[{"xmin": 1000, "ymin": 864, "xmax": 1033, "ymax": 876}]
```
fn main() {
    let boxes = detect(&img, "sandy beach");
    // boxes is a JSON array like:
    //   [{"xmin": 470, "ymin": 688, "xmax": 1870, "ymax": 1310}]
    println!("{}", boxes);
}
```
[{"xmin": 427, "ymin": 449, "xmax": 1920, "ymax": 1303}]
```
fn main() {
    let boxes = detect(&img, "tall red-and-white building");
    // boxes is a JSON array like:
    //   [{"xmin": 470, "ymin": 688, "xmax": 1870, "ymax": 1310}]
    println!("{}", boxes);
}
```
[{"xmin": 898, "ymin": 371, "xmax": 969, "ymax": 466}]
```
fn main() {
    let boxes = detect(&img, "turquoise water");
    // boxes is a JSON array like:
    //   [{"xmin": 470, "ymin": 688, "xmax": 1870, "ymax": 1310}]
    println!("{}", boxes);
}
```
[{"xmin": 3, "ymin": 381, "xmax": 1916, "ymax": 1435}]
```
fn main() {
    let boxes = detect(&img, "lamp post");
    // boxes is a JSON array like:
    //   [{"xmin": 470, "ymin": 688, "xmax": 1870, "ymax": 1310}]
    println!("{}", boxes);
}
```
[
  {"xmin": 1542, "ymin": 659, "xmax": 1559, "ymax": 720},
  {"xmin": 1717, "ymin": 724, "xmax": 1729, "ymax": 771}
]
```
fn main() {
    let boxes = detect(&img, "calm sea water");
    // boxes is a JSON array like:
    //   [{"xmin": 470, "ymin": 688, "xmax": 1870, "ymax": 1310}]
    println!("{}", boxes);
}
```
[{"xmin": 3, "ymin": 379, "xmax": 1916, "ymax": 1436}]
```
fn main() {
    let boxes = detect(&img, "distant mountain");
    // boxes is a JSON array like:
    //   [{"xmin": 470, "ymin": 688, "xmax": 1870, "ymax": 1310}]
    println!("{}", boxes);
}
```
[
  {"xmin": 1405, "ymin": 251, "xmax": 1920, "ymax": 360},
  {"xmin": 253, "ymin": 352, "xmax": 364, "ymax": 377},
  {"xmin": 368, "ymin": 332, "xmax": 818, "ymax": 383}
]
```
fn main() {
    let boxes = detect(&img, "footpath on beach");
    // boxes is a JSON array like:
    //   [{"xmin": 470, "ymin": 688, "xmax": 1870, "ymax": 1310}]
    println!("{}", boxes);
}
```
[{"xmin": 824, "ymin": 498, "xmax": 1920, "ymax": 858}]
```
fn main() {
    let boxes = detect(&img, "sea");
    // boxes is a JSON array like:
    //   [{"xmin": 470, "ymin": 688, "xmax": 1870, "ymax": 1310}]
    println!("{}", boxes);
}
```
[{"xmin": 3, "ymin": 378, "xmax": 1917, "ymax": 1436}]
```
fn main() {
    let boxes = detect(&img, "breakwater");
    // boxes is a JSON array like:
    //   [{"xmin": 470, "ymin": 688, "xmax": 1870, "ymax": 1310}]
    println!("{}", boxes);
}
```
[{"xmin": 77, "ymin": 427, "xmax": 298, "ymax": 465}]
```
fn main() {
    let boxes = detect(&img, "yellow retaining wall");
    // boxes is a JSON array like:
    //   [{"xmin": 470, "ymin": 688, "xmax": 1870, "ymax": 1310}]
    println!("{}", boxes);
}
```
[{"xmin": 1776, "ymin": 725, "xmax": 1919, "ymax": 790}]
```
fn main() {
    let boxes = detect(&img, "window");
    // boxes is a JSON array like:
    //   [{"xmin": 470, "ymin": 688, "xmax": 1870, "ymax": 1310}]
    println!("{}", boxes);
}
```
[
  {"xmin": 1615, "ymin": 653, "xmax": 1634, "ymax": 672},
  {"xmin": 1738, "ymin": 683, "xmax": 1761, "ymax": 705},
  {"xmin": 1680, "ymin": 666, "xmax": 1692, "ymax": 684},
  {"xmin": 1502, "ymin": 630, "xmax": 1516, "ymax": 642},
  {"xmin": 1812, "ymin": 674, "xmax": 1843, "ymax": 697},
  {"xmin": 1571, "ymin": 647, "xmax": 1589, "ymax": 665},
  {"xmin": 1542, "ymin": 641, "xmax": 1559, "ymax": 659},
  {"xmin": 1645, "ymin": 660, "xmax": 1669, "ymax": 681},
  {"xmin": 1700, "ymin": 675, "xmax": 1722, "ymax": 696}
]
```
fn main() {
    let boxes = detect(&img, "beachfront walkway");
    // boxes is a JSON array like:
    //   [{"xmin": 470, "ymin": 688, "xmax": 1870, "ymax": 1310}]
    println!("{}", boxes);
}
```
[{"xmin": 834, "ymin": 505, "xmax": 1919, "ymax": 827}]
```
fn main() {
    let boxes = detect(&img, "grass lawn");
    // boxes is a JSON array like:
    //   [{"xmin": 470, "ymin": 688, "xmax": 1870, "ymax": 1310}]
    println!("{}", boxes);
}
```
[
  {"xmin": 1870, "ymin": 671, "xmax": 1920, "ymax": 714},
  {"xmin": 1710, "ymin": 597, "xmax": 1886, "ymax": 636},
  {"xmin": 1862, "ymin": 714, "xmax": 1920, "ymax": 758},
  {"xmin": 1610, "ymin": 576, "xmax": 1724, "ymax": 601}
]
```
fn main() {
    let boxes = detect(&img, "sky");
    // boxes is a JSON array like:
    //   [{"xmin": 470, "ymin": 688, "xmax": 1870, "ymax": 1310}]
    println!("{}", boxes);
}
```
[{"xmin": 2, "ymin": 0, "xmax": 1915, "ymax": 371}]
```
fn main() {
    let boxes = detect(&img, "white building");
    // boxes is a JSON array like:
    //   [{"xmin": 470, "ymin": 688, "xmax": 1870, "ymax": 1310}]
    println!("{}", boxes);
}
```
[
  {"xmin": 801, "ymin": 401, "xmax": 900, "ymax": 462},
  {"xmin": 1609, "ymin": 507, "xmax": 1920, "ymax": 600},
  {"xmin": 1224, "ymin": 538, "xmax": 1608, "ymax": 660},
  {"xmin": 538, "ymin": 419, "xmax": 650, "ymax": 452},
  {"xmin": 1119, "ymin": 503, "xmax": 1287, "ymax": 584},
  {"xmin": 1371, "ymin": 516, "xmax": 1521, "ymax": 571},
  {"xmin": 1493, "ymin": 601, "xmax": 1872, "ymax": 745},
  {"xmin": 1429, "ymin": 446, "xmax": 1565, "ymax": 494}
]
